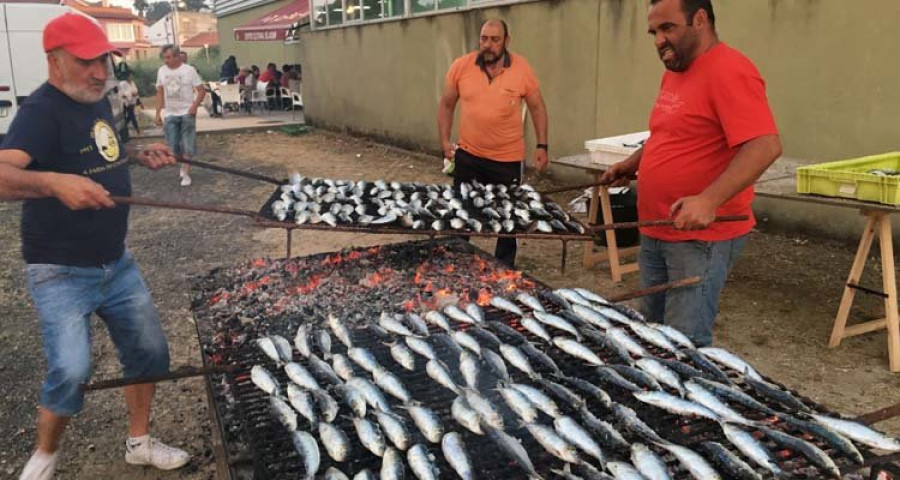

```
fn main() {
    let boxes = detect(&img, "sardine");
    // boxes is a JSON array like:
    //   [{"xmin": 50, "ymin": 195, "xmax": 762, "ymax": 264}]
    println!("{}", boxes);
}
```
[
  {"xmin": 809, "ymin": 413, "xmax": 900, "ymax": 452},
  {"xmin": 292, "ymin": 431, "xmax": 320, "ymax": 479},
  {"xmin": 534, "ymin": 378, "xmax": 585, "ymax": 410},
  {"xmin": 595, "ymin": 366, "xmax": 641, "ymax": 393},
  {"xmin": 332, "ymin": 353, "xmax": 356, "ymax": 381},
  {"xmin": 347, "ymin": 376, "xmax": 392, "ymax": 412},
  {"xmin": 490, "ymin": 296, "xmax": 524, "ymax": 316},
  {"xmin": 698, "ymin": 347, "xmax": 763, "ymax": 381},
  {"xmin": 653, "ymin": 324, "xmax": 696, "ymax": 350},
  {"xmin": 690, "ymin": 377, "xmax": 778, "ymax": 416},
  {"xmin": 468, "ymin": 325, "xmax": 502, "ymax": 350},
  {"xmin": 758, "ymin": 425, "xmax": 840, "ymax": 478},
  {"xmin": 379, "ymin": 312, "xmax": 416, "ymax": 336},
  {"xmin": 628, "ymin": 323, "xmax": 681, "ymax": 355},
  {"xmin": 612, "ymin": 403, "xmax": 665, "ymax": 444},
  {"xmin": 630, "ymin": 443, "xmax": 670, "ymax": 480},
  {"xmin": 607, "ymin": 461, "xmax": 647, "ymax": 480},
  {"xmin": 557, "ymin": 376, "xmax": 613, "ymax": 410},
  {"xmin": 521, "ymin": 316, "xmax": 552, "ymax": 343},
  {"xmin": 463, "ymin": 388, "xmax": 504, "ymax": 429},
  {"xmin": 487, "ymin": 321, "xmax": 529, "ymax": 344},
  {"xmin": 328, "ymin": 314, "xmax": 354, "ymax": 348},
  {"xmin": 459, "ymin": 350, "xmax": 481, "ymax": 389},
  {"xmin": 511, "ymin": 383, "xmax": 562, "ymax": 418},
  {"xmin": 607, "ymin": 327, "xmax": 649, "ymax": 358},
  {"xmin": 307, "ymin": 354, "xmax": 343, "ymax": 385},
  {"xmin": 552, "ymin": 337, "xmax": 605, "ymax": 366},
  {"xmin": 534, "ymin": 311, "xmax": 582, "ymax": 340},
  {"xmin": 426, "ymin": 359, "xmax": 461, "ymax": 395},
  {"xmin": 515, "ymin": 292, "xmax": 545, "ymax": 312},
  {"xmin": 287, "ymin": 384, "xmax": 318, "ymax": 424},
  {"xmin": 453, "ymin": 331, "xmax": 482, "ymax": 357},
  {"xmin": 743, "ymin": 376, "xmax": 810, "ymax": 412},
  {"xmin": 652, "ymin": 357, "xmax": 705, "ymax": 382},
  {"xmin": 554, "ymin": 416, "xmax": 607, "ymax": 465},
  {"xmin": 608, "ymin": 364, "xmax": 662, "ymax": 391},
  {"xmin": 520, "ymin": 342, "xmax": 563, "ymax": 375},
  {"xmin": 483, "ymin": 425, "xmax": 540, "ymax": 479},
  {"xmin": 353, "ymin": 469, "xmax": 377, "ymax": 480},
  {"xmin": 554, "ymin": 288, "xmax": 593, "ymax": 307},
  {"xmin": 255, "ymin": 337, "xmax": 283, "ymax": 365},
  {"xmin": 285, "ymin": 362, "xmax": 321, "ymax": 391},
  {"xmin": 406, "ymin": 313, "xmax": 430, "ymax": 337},
  {"xmin": 432, "ymin": 333, "xmax": 462, "ymax": 357},
  {"xmin": 311, "ymin": 389, "xmax": 339, "ymax": 423},
  {"xmin": 405, "ymin": 402, "xmax": 444, "ymax": 443},
  {"xmin": 271, "ymin": 395, "xmax": 297, "ymax": 431},
  {"xmin": 250, "ymin": 365, "xmax": 279, "ymax": 395},
  {"xmin": 719, "ymin": 423, "xmax": 783, "ymax": 476},
  {"xmin": 526, "ymin": 423, "xmax": 581, "ymax": 464},
  {"xmin": 500, "ymin": 344, "xmax": 537, "ymax": 377},
  {"xmin": 373, "ymin": 367, "xmax": 412, "ymax": 403},
  {"xmin": 390, "ymin": 342, "xmax": 417, "ymax": 372},
  {"xmin": 635, "ymin": 358, "xmax": 685, "ymax": 396},
  {"xmin": 499, "ymin": 385, "xmax": 539, "ymax": 423},
  {"xmin": 578, "ymin": 407, "xmax": 630, "ymax": 453},
  {"xmin": 424, "ymin": 311, "xmax": 452, "ymax": 332},
  {"xmin": 573, "ymin": 288, "xmax": 610, "ymax": 305},
  {"xmin": 405, "ymin": 336, "xmax": 438, "ymax": 361},
  {"xmin": 323, "ymin": 467, "xmax": 350, "ymax": 480},
  {"xmin": 451, "ymin": 396, "xmax": 483, "ymax": 435},
  {"xmin": 482, "ymin": 348, "xmax": 511, "ymax": 382},
  {"xmin": 441, "ymin": 432, "xmax": 475, "ymax": 480},
  {"xmin": 270, "ymin": 335, "xmax": 294, "ymax": 362},
  {"xmin": 380, "ymin": 447, "xmax": 405, "ymax": 480},
  {"xmin": 632, "ymin": 391, "xmax": 720, "ymax": 421},
  {"xmin": 780, "ymin": 415, "xmax": 864, "ymax": 464},
  {"xmin": 333, "ymin": 383, "xmax": 367, "ymax": 417},
  {"xmin": 656, "ymin": 443, "xmax": 721, "ymax": 480},
  {"xmin": 348, "ymin": 347, "xmax": 381, "ymax": 373},
  {"xmin": 684, "ymin": 380, "xmax": 755, "ymax": 426},
  {"xmin": 445, "ymin": 305, "xmax": 479, "ymax": 325},
  {"xmin": 376, "ymin": 411, "xmax": 412, "ymax": 451},
  {"xmin": 295, "ymin": 325, "xmax": 313, "ymax": 358},
  {"xmin": 465, "ymin": 303, "xmax": 485, "ymax": 323},
  {"xmin": 572, "ymin": 304, "xmax": 613, "ymax": 330},
  {"xmin": 684, "ymin": 349, "xmax": 733, "ymax": 384},
  {"xmin": 354, "ymin": 417, "xmax": 387, "ymax": 457},
  {"xmin": 407, "ymin": 444, "xmax": 439, "ymax": 480},
  {"xmin": 314, "ymin": 330, "xmax": 332, "ymax": 358},
  {"xmin": 698, "ymin": 441, "xmax": 761, "ymax": 480}
]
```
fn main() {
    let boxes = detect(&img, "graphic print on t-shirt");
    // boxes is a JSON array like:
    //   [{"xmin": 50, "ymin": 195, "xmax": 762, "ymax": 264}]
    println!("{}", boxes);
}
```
[
  {"xmin": 654, "ymin": 90, "xmax": 685, "ymax": 115},
  {"xmin": 92, "ymin": 119, "xmax": 120, "ymax": 162}
]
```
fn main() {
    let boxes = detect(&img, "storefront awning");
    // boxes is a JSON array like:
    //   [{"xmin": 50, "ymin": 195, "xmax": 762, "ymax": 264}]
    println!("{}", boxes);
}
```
[{"xmin": 234, "ymin": 0, "xmax": 309, "ymax": 42}]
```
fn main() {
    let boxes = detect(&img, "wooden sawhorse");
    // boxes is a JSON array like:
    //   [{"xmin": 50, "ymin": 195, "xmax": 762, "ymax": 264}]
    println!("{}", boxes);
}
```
[
  {"xmin": 583, "ymin": 174, "xmax": 640, "ymax": 283},
  {"xmin": 829, "ymin": 210, "xmax": 900, "ymax": 372}
]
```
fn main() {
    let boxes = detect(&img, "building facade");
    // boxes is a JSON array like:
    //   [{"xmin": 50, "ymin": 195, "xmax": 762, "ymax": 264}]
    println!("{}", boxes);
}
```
[{"xmin": 65, "ymin": 0, "xmax": 151, "ymax": 61}]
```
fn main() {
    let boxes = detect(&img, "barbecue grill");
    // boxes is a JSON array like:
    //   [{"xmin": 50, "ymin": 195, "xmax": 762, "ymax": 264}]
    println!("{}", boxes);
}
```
[{"xmin": 190, "ymin": 238, "xmax": 900, "ymax": 480}]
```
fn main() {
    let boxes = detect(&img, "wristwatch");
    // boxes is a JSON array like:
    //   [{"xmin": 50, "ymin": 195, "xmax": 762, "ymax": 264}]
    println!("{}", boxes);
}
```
[{"xmin": 536, "ymin": 143, "xmax": 548, "ymax": 151}]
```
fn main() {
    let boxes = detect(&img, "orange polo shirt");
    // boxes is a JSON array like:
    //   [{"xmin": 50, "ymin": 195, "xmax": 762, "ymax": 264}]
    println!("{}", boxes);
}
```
[{"xmin": 446, "ymin": 52, "xmax": 539, "ymax": 162}]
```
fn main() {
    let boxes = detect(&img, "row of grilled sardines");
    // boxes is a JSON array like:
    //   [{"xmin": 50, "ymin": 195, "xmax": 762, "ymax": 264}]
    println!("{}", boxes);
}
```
[
  {"xmin": 248, "ymin": 287, "xmax": 900, "ymax": 480},
  {"xmin": 269, "ymin": 174, "xmax": 585, "ymax": 235}
]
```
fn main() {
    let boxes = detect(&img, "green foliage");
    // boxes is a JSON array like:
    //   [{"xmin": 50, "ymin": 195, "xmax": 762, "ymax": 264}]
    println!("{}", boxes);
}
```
[
  {"xmin": 145, "ymin": 2, "xmax": 171, "ymax": 23},
  {"xmin": 128, "ymin": 52, "xmax": 222, "ymax": 97}
]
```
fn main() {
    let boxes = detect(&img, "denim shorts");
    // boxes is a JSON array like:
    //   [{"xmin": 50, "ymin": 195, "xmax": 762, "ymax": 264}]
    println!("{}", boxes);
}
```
[
  {"xmin": 638, "ymin": 234, "xmax": 749, "ymax": 347},
  {"xmin": 26, "ymin": 251, "xmax": 170, "ymax": 416},
  {"xmin": 163, "ymin": 114, "xmax": 197, "ymax": 158}
]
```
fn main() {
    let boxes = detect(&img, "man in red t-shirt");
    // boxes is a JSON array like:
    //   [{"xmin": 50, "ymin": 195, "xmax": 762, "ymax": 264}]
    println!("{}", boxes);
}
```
[{"xmin": 600, "ymin": 0, "xmax": 782, "ymax": 346}]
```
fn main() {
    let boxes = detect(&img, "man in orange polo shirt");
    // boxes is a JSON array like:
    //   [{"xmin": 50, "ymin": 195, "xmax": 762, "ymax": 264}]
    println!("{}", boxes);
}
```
[
  {"xmin": 601, "ymin": 0, "xmax": 782, "ymax": 346},
  {"xmin": 438, "ymin": 18, "xmax": 549, "ymax": 267}
]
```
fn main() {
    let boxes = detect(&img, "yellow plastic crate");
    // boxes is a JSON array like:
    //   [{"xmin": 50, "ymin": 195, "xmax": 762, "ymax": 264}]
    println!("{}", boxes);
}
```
[{"xmin": 796, "ymin": 152, "xmax": 900, "ymax": 206}]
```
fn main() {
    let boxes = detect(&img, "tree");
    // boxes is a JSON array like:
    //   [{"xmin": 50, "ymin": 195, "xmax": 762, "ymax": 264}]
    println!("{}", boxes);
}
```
[
  {"xmin": 145, "ymin": 1, "xmax": 171, "ymax": 23},
  {"xmin": 183, "ymin": 0, "xmax": 208, "ymax": 11},
  {"xmin": 133, "ymin": 0, "xmax": 149, "ymax": 17}
]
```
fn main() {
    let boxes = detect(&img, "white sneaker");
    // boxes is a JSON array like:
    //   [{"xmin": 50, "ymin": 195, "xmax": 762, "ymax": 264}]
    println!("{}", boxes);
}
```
[
  {"xmin": 19, "ymin": 450, "xmax": 59, "ymax": 480},
  {"xmin": 125, "ymin": 437, "xmax": 190, "ymax": 470},
  {"xmin": 179, "ymin": 173, "xmax": 192, "ymax": 187}
]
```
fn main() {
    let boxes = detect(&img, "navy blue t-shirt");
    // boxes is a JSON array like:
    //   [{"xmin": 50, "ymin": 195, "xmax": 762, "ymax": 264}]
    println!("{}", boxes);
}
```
[{"xmin": 2, "ymin": 83, "xmax": 131, "ymax": 267}]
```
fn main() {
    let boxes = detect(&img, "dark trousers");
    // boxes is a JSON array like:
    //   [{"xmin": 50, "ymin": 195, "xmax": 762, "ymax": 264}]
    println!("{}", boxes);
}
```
[
  {"xmin": 453, "ymin": 148, "xmax": 522, "ymax": 267},
  {"xmin": 123, "ymin": 105, "xmax": 139, "ymax": 134},
  {"xmin": 210, "ymin": 91, "xmax": 222, "ymax": 115}
]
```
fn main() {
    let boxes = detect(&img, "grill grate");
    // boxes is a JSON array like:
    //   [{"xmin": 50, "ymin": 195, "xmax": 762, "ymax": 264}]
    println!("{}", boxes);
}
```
[{"xmin": 193, "ymin": 239, "xmax": 882, "ymax": 479}]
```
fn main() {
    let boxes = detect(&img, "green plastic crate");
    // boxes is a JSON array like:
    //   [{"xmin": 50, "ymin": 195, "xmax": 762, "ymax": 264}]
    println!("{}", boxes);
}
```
[{"xmin": 796, "ymin": 152, "xmax": 900, "ymax": 206}]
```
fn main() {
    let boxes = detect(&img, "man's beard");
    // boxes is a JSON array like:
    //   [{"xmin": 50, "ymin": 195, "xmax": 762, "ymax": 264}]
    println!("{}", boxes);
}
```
[
  {"xmin": 58, "ymin": 80, "xmax": 107, "ymax": 104},
  {"xmin": 658, "ymin": 35, "xmax": 699, "ymax": 72},
  {"xmin": 479, "ymin": 47, "xmax": 507, "ymax": 66}
]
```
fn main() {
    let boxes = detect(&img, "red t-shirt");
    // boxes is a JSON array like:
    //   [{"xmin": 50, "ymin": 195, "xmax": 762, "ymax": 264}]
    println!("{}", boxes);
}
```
[{"xmin": 638, "ymin": 43, "xmax": 779, "ymax": 242}]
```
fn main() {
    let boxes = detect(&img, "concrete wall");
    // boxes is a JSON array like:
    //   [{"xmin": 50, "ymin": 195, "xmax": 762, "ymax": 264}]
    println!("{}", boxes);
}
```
[
  {"xmin": 294, "ymin": 0, "xmax": 900, "ymax": 163},
  {"xmin": 217, "ymin": 0, "xmax": 298, "ymax": 69}
]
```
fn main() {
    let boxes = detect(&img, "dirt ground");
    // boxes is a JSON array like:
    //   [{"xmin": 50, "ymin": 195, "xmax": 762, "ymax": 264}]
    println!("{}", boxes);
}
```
[{"xmin": 0, "ymin": 129, "xmax": 898, "ymax": 479}]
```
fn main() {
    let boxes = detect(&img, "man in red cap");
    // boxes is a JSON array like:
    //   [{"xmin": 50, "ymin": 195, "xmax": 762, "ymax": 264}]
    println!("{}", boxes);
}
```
[{"xmin": 0, "ymin": 13, "xmax": 191, "ymax": 479}]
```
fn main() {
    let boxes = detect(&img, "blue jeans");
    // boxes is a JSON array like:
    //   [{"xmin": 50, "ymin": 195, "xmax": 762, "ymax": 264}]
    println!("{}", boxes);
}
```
[
  {"xmin": 163, "ymin": 114, "xmax": 196, "ymax": 158},
  {"xmin": 638, "ymin": 234, "xmax": 749, "ymax": 347},
  {"xmin": 26, "ymin": 251, "xmax": 170, "ymax": 416}
]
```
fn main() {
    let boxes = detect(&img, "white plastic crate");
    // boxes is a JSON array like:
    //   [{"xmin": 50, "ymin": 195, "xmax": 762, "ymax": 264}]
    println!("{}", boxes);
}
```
[{"xmin": 584, "ymin": 130, "xmax": 650, "ymax": 166}]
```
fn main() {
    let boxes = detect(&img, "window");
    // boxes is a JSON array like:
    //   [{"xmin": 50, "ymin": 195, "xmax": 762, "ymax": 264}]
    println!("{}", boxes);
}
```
[
  {"xmin": 310, "ymin": 0, "xmax": 539, "ymax": 29},
  {"xmin": 106, "ymin": 23, "xmax": 135, "ymax": 42}
]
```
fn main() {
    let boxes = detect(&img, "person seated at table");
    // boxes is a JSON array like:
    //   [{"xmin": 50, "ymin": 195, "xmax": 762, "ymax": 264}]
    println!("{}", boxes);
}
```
[
  {"xmin": 258, "ymin": 63, "xmax": 279, "ymax": 84},
  {"xmin": 240, "ymin": 67, "xmax": 256, "ymax": 113}
]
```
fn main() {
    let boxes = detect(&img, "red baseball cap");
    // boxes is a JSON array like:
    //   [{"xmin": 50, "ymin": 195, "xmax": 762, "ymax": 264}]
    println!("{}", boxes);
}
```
[{"xmin": 43, "ymin": 12, "xmax": 121, "ymax": 60}]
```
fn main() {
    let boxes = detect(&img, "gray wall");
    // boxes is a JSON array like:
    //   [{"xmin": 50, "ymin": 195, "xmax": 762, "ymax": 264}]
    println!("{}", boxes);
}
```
[{"xmin": 292, "ymin": 0, "xmax": 900, "ymax": 163}]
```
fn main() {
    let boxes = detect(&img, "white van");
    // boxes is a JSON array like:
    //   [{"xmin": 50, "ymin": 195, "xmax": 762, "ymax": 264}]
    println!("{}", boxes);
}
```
[{"xmin": 0, "ymin": 2, "xmax": 123, "ymax": 137}]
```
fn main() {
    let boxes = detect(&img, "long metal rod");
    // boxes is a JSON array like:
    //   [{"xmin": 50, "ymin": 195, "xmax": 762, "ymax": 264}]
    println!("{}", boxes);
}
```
[
  {"xmin": 588, "ymin": 215, "xmax": 749, "ymax": 232},
  {"xmin": 607, "ymin": 276, "xmax": 702, "ymax": 303},
  {"xmin": 80, "ymin": 365, "xmax": 237, "ymax": 392},
  {"xmin": 177, "ymin": 158, "xmax": 283, "ymax": 185},
  {"xmin": 855, "ymin": 402, "xmax": 900, "ymax": 425},
  {"xmin": 539, "ymin": 177, "xmax": 634, "ymax": 196},
  {"xmin": 111, "ymin": 196, "xmax": 259, "ymax": 218}
]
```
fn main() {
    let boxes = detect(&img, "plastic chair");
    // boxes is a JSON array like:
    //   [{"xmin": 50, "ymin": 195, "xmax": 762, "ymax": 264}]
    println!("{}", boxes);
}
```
[
  {"xmin": 251, "ymin": 89, "xmax": 268, "ymax": 114},
  {"xmin": 291, "ymin": 91, "xmax": 303, "ymax": 119},
  {"xmin": 219, "ymin": 84, "xmax": 241, "ymax": 115},
  {"xmin": 279, "ymin": 87, "xmax": 291, "ymax": 110}
]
